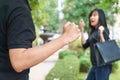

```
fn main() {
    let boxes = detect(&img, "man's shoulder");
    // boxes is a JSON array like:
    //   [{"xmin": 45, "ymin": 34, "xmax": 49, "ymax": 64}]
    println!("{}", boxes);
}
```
[{"xmin": 0, "ymin": 0, "xmax": 26, "ymax": 7}]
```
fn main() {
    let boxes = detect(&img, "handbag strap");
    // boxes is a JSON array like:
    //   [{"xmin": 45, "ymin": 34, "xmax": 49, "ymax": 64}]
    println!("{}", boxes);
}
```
[{"xmin": 104, "ymin": 30, "xmax": 110, "ymax": 40}]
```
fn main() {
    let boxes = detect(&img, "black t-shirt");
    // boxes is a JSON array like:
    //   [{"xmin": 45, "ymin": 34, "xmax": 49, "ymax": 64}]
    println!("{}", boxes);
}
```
[{"xmin": 0, "ymin": 0, "xmax": 36, "ymax": 80}]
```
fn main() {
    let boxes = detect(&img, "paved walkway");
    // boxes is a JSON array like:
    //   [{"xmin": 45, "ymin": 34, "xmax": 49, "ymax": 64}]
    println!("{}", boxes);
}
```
[{"xmin": 29, "ymin": 46, "xmax": 68, "ymax": 80}]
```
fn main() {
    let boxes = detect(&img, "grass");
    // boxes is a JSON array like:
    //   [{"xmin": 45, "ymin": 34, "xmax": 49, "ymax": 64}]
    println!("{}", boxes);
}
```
[
  {"xmin": 78, "ymin": 70, "xmax": 120, "ymax": 80},
  {"xmin": 78, "ymin": 72, "xmax": 120, "ymax": 80},
  {"xmin": 78, "ymin": 61, "xmax": 120, "ymax": 80},
  {"xmin": 77, "ymin": 72, "xmax": 87, "ymax": 80},
  {"xmin": 110, "ymin": 71, "xmax": 120, "ymax": 80}
]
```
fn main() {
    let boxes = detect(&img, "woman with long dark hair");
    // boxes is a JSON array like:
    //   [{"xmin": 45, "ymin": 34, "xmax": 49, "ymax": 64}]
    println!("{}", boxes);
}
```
[{"xmin": 80, "ymin": 8, "xmax": 112, "ymax": 80}]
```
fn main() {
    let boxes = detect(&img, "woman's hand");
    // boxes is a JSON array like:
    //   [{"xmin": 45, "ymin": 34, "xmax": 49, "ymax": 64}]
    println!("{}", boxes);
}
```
[
  {"xmin": 99, "ymin": 26, "xmax": 105, "ymax": 42},
  {"xmin": 99, "ymin": 26, "xmax": 104, "ymax": 34}
]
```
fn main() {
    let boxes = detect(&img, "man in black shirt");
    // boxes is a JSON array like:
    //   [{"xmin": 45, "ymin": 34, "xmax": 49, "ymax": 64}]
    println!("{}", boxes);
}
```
[{"xmin": 0, "ymin": 0, "xmax": 80, "ymax": 80}]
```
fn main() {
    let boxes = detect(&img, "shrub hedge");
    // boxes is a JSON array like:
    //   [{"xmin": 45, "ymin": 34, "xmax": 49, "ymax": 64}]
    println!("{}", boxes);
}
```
[
  {"xmin": 79, "ymin": 56, "xmax": 91, "ymax": 72},
  {"xmin": 46, "ymin": 54, "xmax": 80, "ymax": 80},
  {"xmin": 59, "ymin": 49, "xmax": 77, "ymax": 59}
]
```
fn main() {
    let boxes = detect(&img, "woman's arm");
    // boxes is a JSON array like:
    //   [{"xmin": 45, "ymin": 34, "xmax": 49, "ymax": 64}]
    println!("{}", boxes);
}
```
[{"xmin": 79, "ymin": 19, "xmax": 86, "ymax": 45}]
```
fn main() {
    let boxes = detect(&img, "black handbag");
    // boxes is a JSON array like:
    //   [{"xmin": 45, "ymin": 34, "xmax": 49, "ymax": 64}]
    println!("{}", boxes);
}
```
[{"xmin": 94, "ymin": 40, "xmax": 120, "ymax": 66}]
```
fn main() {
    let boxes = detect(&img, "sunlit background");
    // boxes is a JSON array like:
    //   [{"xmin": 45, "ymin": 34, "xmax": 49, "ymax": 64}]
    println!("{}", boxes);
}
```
[{"xmin": 28, "ymin": 0, "xmax": 120, "ymax": 80}]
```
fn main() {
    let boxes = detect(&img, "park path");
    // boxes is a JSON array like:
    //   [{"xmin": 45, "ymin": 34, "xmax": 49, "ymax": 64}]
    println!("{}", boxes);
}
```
[{"xmin": 29, "ymin": 46, "xmax": 68, "ymax": 80}]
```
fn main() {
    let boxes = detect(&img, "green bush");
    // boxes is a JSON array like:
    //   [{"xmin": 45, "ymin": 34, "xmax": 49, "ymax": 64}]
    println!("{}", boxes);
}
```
[
  {"xmin": 69, "ymin": 39, "xmax": 84, "ymax": 57},
  {"xmin": 111, "ymin": 40, "xmax": 120, "ymax": 73},
  {"xmin": 69, "ymin": 39, "xmax": 90, "ymax": 58},
  {"xmin": 46, "ymin": 55, "xmax": 80, "ymax": 80},
  {"xmin": 116, "ymin": 40, "xmax": 120, "ymax": 47},
  {"xmin": 79, "ymin": 56, "xmax": 91, "ymax": 72},
  {"xmin": 112, "ymin": 61, "xmax": 120, "ymax": 73},
  {"xmin": 59, "ymin": 49, "xmax": 77, "ymax": 59}
]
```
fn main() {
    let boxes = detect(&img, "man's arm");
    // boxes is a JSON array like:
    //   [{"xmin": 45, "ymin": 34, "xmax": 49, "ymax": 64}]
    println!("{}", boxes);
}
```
[{"xmin": 9, "ymin": 22, "xmax": 80, "ymax": 72}]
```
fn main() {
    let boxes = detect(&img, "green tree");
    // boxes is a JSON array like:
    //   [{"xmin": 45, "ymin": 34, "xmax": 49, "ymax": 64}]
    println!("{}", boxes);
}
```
[
  {"xmin": 95, "ymin": 0, "xmax": 119, "ymax": 25},
  {"xmin": 63, "ymin": 0, "xmax": 119, "ymax": 31},
  {"xmin": 29, "ymin": 0, "xmax": 59, "ymax": 31}
]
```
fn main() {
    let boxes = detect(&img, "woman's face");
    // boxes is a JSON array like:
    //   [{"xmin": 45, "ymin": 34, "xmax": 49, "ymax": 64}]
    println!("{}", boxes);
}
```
[{"xmin": 90, "ymin": 11, "xmax": 99, "ymax": 28}]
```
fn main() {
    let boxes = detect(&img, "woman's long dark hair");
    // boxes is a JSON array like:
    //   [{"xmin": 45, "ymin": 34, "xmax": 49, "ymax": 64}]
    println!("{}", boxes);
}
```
[{"xmin": 89, "ymin": 8, "xmax": 109, "ymax": 34}]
